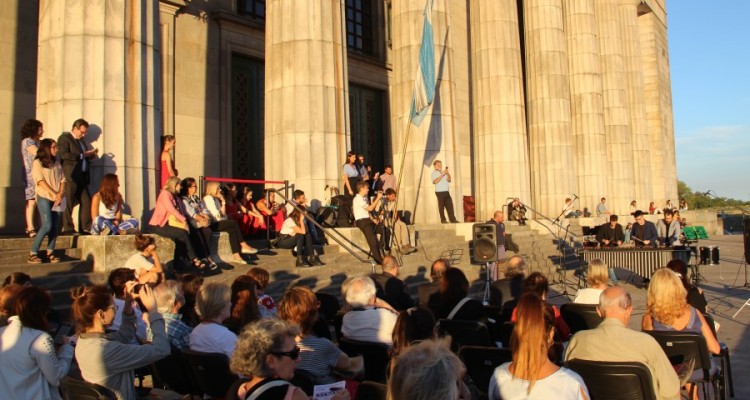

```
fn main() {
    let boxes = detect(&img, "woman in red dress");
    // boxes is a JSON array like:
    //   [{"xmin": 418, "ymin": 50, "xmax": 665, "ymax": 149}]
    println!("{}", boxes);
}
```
[{"xmin": 159, "ymin": 135, "xmax": 177, "ymax": 189}]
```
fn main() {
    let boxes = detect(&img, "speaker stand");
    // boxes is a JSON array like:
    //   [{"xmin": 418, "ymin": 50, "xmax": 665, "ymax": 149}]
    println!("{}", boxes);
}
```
[{"xmin": 482, "ymin": 262, "xmax": 493, "ymax": 305}]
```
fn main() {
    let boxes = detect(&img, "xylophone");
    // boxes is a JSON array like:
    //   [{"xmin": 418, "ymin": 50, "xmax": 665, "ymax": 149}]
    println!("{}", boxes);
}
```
[{"xmin": 580, "ymin": 247, "xmax": 692, "ymax": 280}]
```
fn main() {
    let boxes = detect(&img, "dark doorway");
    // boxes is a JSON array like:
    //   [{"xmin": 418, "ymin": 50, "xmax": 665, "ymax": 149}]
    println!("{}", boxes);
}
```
[
  {"xmin": 349, "ymin": 84, "xmax": 386, "ymax": 174},
  {"xmin": 231, "ymin": 54, "xmax": 264, "ymax": 194}
]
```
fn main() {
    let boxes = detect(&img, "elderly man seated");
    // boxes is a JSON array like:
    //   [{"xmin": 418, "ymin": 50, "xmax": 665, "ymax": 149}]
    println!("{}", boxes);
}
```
[
  {"xmin": 341, "ymin": 275, "xmax": 399, "ymax": 345},
  {"xmin": 565, "ymin": 287, "xmax": 680, "ymax": 400}
]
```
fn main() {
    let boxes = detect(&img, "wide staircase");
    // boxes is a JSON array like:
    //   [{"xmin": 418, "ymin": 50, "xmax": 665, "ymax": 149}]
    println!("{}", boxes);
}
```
[{"xmin": 0, "ymin": 220, "xmax": 584, "ymax": 319}]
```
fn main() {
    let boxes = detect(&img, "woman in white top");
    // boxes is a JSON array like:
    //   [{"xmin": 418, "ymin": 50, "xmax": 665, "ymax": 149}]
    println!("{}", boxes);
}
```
[
  {"xmin": 0, "ymin": 286, "xmax": 74, "ymax": 400},
  {"xmin": 28, "ymin": 139, "xmax": 65, "ymax": 264},
  {"xmin": 189, "ymin": 282, "xmax": 237, "ymax": 359},
  {"xmin": 91, "ymin": 173, "xmax": 139, "ymax": 235},
  {"xmin": 276, "ymin": 207, "xmax": 323, "ymax": 267},
  {"xmin": 489, "ymin": 293, "xmax": 589, "ymax": 400},
  {"xmin": 573, "ymin": 259, "xmax": 609, "ymax": 304},
  {"xmin": 202, "ymin": 181, "xmax": 258, "ymax": 263},
  {"xmin": 124, "ymin": 234, "xmax": 165, "ymax": 284}
]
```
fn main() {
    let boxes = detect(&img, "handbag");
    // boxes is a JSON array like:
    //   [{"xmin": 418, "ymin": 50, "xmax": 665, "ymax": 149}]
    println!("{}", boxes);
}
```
[{"xmin": 168, "ymin": 215, "xmax": 186, "ymax": 230}]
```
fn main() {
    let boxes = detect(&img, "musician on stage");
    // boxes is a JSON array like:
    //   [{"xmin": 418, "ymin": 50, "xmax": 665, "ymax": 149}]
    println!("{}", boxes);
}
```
[
  {"xmin": 630, "ymin": 210, "xmax": 658, "ymax": 247},
  {"xmin": 656, "ymin": 209, "xmax": 682, "ymax": 246},
  {"xmin": 596, "ymin": 215, "xmax": 624, "ymax": 247}
]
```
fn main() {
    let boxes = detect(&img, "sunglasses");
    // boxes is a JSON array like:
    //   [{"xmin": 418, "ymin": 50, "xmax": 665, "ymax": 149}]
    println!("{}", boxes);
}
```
[{"xmin": 270, "ymin": 346, "xmax": 301, "ymax": 360}]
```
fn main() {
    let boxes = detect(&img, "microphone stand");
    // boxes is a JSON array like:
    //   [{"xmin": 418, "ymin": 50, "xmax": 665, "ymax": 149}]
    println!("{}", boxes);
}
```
[{"xmin": 704, "ymin": 191, "xmax": 750, "ymax": 289}]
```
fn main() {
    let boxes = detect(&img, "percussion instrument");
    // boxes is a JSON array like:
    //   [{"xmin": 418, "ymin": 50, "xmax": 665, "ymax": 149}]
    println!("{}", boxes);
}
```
[
  {"xmin": 581, "ymin": 247, "xmax": 691, "ymax": 280},
  {"xmin": 699, "ymin": 246, "xmax": 720, "ymax": 265}
]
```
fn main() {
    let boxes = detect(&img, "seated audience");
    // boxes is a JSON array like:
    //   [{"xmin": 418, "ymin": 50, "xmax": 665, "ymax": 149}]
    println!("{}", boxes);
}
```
[
  {"xmin": 341, "ymin": 275, "xmax": 398, "ymax": 345},
  {"xmin": 178, "ymin": 273, "xmax": 204, "ymax": 327},
  {"xmin": 240, "ymin": 186, "xmax": 267, "ymax": 235},
  {"xmin": 0, "ymin": 284, "xmax": 23, "ymax": 327},
  {"xmin": 573, "ymin": 259, "xmax": 609, "ymax": 304},
  {"xmin": 388, "ymin": 338, "xmax": 470, "ymax": 400},
  {"xmin": 148, "ymin": 176, "xmax": 207, "ymax": 271},
  {"xmin": 382, "ymin": 188, "xmax": 417, "ymax": 254},
  {"xmin": 565, "ymin": 287, "xmax": 680, "ymax": 400},
  {"xmin": 203, "ymin": 181, "xmax": 259, "ymax": 262},
  {"xmin": 223, "ymin": 276, "xmax": 261, "ymax": 334},
  {"xmin": 107, "ymin": 268, "xmax": 148, "ymax": 343},
  {"xmin": 3, "ymin": 271, "xmax": 32, "ymax": 287},
  {"xmin": 371, "ymin": 255, "xmax": 414, "ymax": 311},
  {"xmin": 230, "ymin": 319, "xmax": 350, "ymax": 400},
  {"xmin": 490, "ymin": 256, "xmax": 526, "ymax": 315},
  {"xmin": 90, "ymin": 173, "xmax": 139, "ymax": 235},
  {"xmin": 124, "ymin": 234, "xmax": 165, "ymax": 284},
  {"xmin": 189, "ymin": 282, "xmax": 236, "ymax": 358},
  {"xmin": 179, "ymin": 177, "xmax": 219, "ymax": 269},
  {"xmin": 247, "ymin": 267, "xmax": 277, "ymax": 318},
  {"xmin": 417, "ymin": 258, "xmax": 448, "ymax": 309},
  {"xmin": 256, "ymin": 189, "xmax": 286, "ymax": 233},
  {"xmin": 511, "ymin": 272, "xmax": 571, "ymax": 341},
  {"xmin": 222, "ymin": 183, "xmax": 263, "ymax": 237},
  {"xmin": 390, "ymin": 307, "xmax": 437, "ymax": 359},
  {"xmin": 285, "ymin": 189, "xmax": 323, "ymax": 245},
  {"xmin": 277, "ymin": 207, "xmax": 324, "ymax": 267},
  {"xmin": 72, "ymin": 284, "xmax": 170, "ymax": 400},
  {"xmin": 278, "ymin": 286, "xmax": 360, "ymax": 384},
  {"xmin": 508, "ymin": 198, "xmax": 528, "ymax": 225},
  {"xmin": 666, "ymin": 259, "xmax": 707, "ymax": 314},
  {"xmin": 0, "ymin": 286, "xmax": 74, "ymax": 399},
  {"xmin": 433, "ymin": 268, "xmax": 483, "ymax": 321},
  {"xmin": 153, "ymin": 280, "xmax": 193, "ymax": 350},
  {"xmin": 490, "ymin": 293, "xmax": 590, "ymax": 400}
]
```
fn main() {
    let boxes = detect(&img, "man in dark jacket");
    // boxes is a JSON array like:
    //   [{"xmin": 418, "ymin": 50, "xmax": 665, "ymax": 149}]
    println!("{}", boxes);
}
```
[
  {"xmin": 596, "ymin": 215, "xmax": 625, "ymax": 247},
  {"xmin": 57, "ymin": 119, "xmax": 97, "ymax": 234},
  {"xmin": 371, "ymin": 255, "xmax": 414, "ymax": 311}
]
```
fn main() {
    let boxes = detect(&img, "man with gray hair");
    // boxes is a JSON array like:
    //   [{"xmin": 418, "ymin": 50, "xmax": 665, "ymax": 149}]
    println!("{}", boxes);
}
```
[
  {"xmin": 153, "ymin": 280, "xmax": 192, "ymax": 350},
  {"xmin": 371, "ymin": 255, "xmax": 414, "ymax": 311},
  {"xmin": 341, "ymin": 275, "xmax": 398, "ymax": 345},
  {"xmin": 565, "ymin": 287, "xmax": 680, "ymax": 400}
]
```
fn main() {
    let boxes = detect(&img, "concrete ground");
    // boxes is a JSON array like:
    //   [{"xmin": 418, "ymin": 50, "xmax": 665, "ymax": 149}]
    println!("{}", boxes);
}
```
[{"xmin": 544, "ymin": 235, "xmax": 749, "ymax": 399}]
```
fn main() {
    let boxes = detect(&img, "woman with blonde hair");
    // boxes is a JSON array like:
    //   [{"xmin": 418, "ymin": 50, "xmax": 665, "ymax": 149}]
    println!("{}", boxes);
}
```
[
  {"xmin": 490, "ymin": 293, "xmax": 589, "ymax": 399},
  {"xmin": 573, "ymin": 259, "xmax": 609, "ymax": 304},
  {"xmin": 203, "ymin": 181, "xmax": 259, "ymax": 260},
  {"xmin": 189, "ymin": 282, "xmax": 236, "ymax": 358},
  {"xmin": 387, "ymin": 338, "xmax": 470, "ymax": 400}
]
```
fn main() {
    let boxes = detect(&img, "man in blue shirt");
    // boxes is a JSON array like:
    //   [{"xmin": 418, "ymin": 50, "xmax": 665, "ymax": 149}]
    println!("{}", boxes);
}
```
[
  {"xmin": 431, "ymin": 160, "xmax": 458, "ymax": 223},
  {"xmin": 487, "ymin": 211, "xmax": 507, "ymax": 280}
]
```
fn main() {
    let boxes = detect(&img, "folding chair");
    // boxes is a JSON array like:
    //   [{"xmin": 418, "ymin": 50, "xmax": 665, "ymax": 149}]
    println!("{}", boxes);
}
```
[
  {"xmin": 181, "ymin": 349, "xmax": 238, "ymax": 398},
  {"xmin": 560, "ymin": 303, "xmax": 603, "ymax": 335},
  {"xmin": 338, "ymin": 337, "xmax": 391, "ymax": 383},
  {"xmin": 436, "ymin": 319, "xmax": 493, "ymax": 352},
  {"xmin": 458, "ymin": 346, "xmax": 512, "ymax": 397},
  {"xmin": 565, "ymin": 359, "xmax": 656, "ymax": 400}
]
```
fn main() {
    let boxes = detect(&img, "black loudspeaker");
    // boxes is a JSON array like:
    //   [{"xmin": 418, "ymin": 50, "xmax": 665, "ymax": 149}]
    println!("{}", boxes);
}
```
[
  {"xmin": 471, "ymin": 223, "xmax": 498, "ymax": 264},
  {"xmin": 744, "ymin": 218, "xmax": 750, "ymax": 264}
]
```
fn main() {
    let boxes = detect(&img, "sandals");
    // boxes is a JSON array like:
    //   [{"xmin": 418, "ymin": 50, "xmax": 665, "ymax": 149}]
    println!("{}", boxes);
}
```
[
  {"xmin": 192, "ymin": 258, "xmax": 207, "ymax": 272},
  {"xmin": 46, "ymin": 252, "xmax": 61, "ymax": 263},
  {"xmin": 27, "ymin": 253, "xmax": 42, "ymax": 264},
  {"xmin": 241, "ymin": 245, "xmax": 258, "ymax": 255},
  {"xmin": 207, "ymin": 259, "xmax": 219, "ymax": 271},
  {"xmin": 25, "ymin": 229, "xmax": 37, "ymax": 238}
]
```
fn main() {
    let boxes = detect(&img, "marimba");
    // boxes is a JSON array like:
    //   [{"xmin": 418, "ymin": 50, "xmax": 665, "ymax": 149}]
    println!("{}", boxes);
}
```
[{"xmin": 581, "ymin": 247, "xmax": 692, "ymax": 280}]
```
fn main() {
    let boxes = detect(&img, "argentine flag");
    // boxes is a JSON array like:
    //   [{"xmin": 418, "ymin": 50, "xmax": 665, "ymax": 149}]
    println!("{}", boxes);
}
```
[{"xmin": 409, "ymin": 0, "xmax": 436, "ymax": 127}]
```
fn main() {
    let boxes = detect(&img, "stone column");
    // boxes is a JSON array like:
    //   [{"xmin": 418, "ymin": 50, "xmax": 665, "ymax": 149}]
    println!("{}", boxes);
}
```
[
  {"xmin": 562, "ymin": 0, "xmax": 608, "ymax": 214},
  {"xmin": 37, "ymin": 0, "xmax": 162, "ymax": 221},
  {"xmin": 639, "ymin": 7, "xmax": 677, "ymax": 204},
  {"xmin": 523, "ymin": 0, "xmax": 577, "ymax": 217},
  {"xmin": 595, "ymin": 0, "xmax": 635, "ymax": 214},
  {"xmin": 470, "ymin": 0, "xmax": 530, "ymax": 219},
  {"xmin": 620, "ymin": 0, "xmax": 652, "ymax": 205},
  {"xmin": 265, "ymin": 0, "xmax": 349, "ymax": 204},
  {"xmin": 391, "ymin": 0, "xmax": 465, "ymax": 223}
]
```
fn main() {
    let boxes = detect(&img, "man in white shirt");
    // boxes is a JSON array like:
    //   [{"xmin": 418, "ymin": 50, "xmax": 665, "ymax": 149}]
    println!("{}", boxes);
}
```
[
  {"xmin": 431, "ymin": 160, "xmax": 458, "ymax": 223},
  {"xmin": 341, "ymin": 275, "xmax": 398, "ymax": 345},
  {"xmin": 353, "ymin": 181, "xmax": 385, "ymax": 264}
]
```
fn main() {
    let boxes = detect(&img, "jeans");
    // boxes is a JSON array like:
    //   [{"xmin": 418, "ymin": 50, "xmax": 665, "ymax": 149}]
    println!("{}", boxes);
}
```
[
  {"xmin": 91, "ymin": 216, "xmax": 139, "ymax": 235},
  {"xmin": 32, "ymin": 197, "xmax": 61, "ymax": 254},
  {"xmin": 277, "ymin": 233, "xmax": 313, "ymax": 256}
]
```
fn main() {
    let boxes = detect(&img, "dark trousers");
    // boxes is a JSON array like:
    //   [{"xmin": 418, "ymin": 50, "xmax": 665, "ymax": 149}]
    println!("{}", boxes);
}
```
[
  {"xmin": 189, "ymin": 226, "xmax": 213, "ymax": 259},
  {"xmin": 277, "ymin": 233, "xmax": 313, "ymax": 256},
  {"xmin": 210, "ymin": 219, "xmax": 244, "ymax": 254},
  {"xmin": 435, "ymin": 191, "xmax": 457, "ymax": 223},
  {"xmin": 62, "ymin": 177, "xmax": 91, "ymax": 232},
  {"xmin": 149, "ymin": 224, "xmax": 198, "ymax": 262},
  {"xmin": 356, "ymin": 218, "xmax": 384, "ymax": 264}
]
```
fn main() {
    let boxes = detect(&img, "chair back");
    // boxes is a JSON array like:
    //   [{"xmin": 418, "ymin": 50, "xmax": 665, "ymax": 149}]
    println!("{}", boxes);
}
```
[
  {"xmin": 458, "ymin": 346, "xmax": 512, "ymax": 394},
  {"xmin": 150, "ymin": 346, "xmax": 198, "ymax": 395},
  {"xmin": 315, "ymin": 291, "xmax": 341, "ymax": 324},
  {"xmin": 181, "ymin": 349, "xmax": 238, "ymax": 398},
  {"xmin": 59, "ymin": 377, "xmax": 116, "ymax": 400},
  {"xmin": 290, "ymin": 369, "xmax": 316, "ymax": 395},
  {"xmin": 225, "ymin": 378, "xmax": 251, "ymax": 400},
  {"xmin": 436, "ymin": 319, "xmax": 493, "ymax": 352},
  {"xmin": 357, "ymin": 381, "xmax": 387, "ymax": 400},
  {"xmin": 565, "ymin": 359, "xmax": 656, "ymax": 400},
  {"xmin": 338, "ymin": 337, "xmax": 391, "ymax": 383},
  {"xmin": 645, "ymin": 331, "xmax": 712, "ymax": 381},
  {"xmin": 560, "ymin": 303, "xmax": 603, "ymax": 334},
  {"xmin": 491, "ymin": 277, "xmax": 523, "ymax": 306},
  {"xmin": 682, "ymin": 226, "xmax": 697, "ymax": 241}
]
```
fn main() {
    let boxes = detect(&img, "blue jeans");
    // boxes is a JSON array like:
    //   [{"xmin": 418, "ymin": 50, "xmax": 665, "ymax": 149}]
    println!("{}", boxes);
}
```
[{"xmin": 32, "ymin": 197, "xmax": 61, "ymax": 254}]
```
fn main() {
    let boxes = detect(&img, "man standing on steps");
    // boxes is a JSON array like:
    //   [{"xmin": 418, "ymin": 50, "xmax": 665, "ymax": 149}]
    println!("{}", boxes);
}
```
[
  {"xmin": 487, "ymin": 211, "xmax": 506, "ymax": 281},
  {"xmin": 58, "ymin": 118, "xmax": 98, "ymax": 234},
  {"xmin": 431, "ymin": 160, "xmax": 458, "ymax": 223}
]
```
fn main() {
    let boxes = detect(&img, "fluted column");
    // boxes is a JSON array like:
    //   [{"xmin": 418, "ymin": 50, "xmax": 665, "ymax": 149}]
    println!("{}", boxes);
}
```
[
  {"xmin": 562, "ymin": 0, "xmax": 608, "ymax": 214},
  {"xmin": 37, "ymin": 0, "xmax": 162, "ymax": 221},
  {"xmin": 595, "ymin": 0, "xmax": 635, "ymax": 214},
  {"xmin": 392, "ymin": 0, "xmax": 464, "ymax": 223},
  {"xmin": 265, "ymin": 0, "xmax": 349, "ymax": 202},
  {"xmin": 470, "ymin": 0, "xmax": 530, "ymax": 219},
  {"xmin": 620, "ymin": 0, "xmax": 652, "ymax": 205},
  {"xmin": 524, "ymin": 0, "xmax": 577, "ymax": 217}
]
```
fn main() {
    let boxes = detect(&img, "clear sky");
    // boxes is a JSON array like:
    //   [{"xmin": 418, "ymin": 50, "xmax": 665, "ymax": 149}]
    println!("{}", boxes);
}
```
[{"xmin": 669, "ymin": 1, "xmax": 750, "ymax": 201}]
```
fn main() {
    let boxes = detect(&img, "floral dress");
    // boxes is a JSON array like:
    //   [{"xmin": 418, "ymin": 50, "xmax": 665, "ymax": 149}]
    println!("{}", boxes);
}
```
[{"xmin": 22, "ymin": 138, "xmax": 39, "ymax": 200}]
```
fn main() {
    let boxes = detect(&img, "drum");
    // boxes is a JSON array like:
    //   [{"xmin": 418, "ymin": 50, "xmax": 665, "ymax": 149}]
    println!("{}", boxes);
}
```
[{"xmin": 699, "ymin": 246, "xmax": 720, "ymax": 265}]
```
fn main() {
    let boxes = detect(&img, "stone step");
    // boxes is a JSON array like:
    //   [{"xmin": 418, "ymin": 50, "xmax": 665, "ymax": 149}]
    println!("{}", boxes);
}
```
[
  {"xmin": 0, "ymin": 235, "xmax": 77, "ymax": 251},
  {"xmin": 0, "ymin": 248, "xmax": 83, "ymax": 265},
  {"xmin": 0, "ymin": 259, "xmax": 94, "ymax": 279}
]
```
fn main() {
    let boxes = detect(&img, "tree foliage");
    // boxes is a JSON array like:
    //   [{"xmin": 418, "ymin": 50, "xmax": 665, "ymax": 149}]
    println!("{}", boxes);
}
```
[{"xmin": 678, "ymin": 180, "xmax": 750, "ymax": 211}]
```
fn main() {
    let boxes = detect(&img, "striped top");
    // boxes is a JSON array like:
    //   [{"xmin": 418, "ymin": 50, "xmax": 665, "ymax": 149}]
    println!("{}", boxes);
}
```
[{"xmin": 296, "ymin": 335, "xmax": 342, "ymax": 384}]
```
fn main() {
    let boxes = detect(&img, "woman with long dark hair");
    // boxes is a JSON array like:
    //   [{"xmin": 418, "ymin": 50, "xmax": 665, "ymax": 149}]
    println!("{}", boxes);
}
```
[
  {"xmin": 433, "ymin": 268, "xmax": 483, "ymax": 320},
  {"xmin": 342, "ymin": 151, "xmax": 360, "ymax": 197},
  {"xmin": 179, "ymin": 177, "xmax": 219, "ymax": 269},
  {"xmin": 28, "ymin": 139, "xmax": 65, "ymax": 264},
  {"xmin": 90, "ymin": 173, "xmax": 139, "ymax": 235},
  {"xmin": 0, "ymin": 286, "xmax": 74, "ymax": 399},
  {"xmin": 223, "ymin": 275, "xmax": 261, "ymax": 334},
  {"xmin": 21, "ymin": 119, "xmax": 44, "ymax": 237},
  {"xmin": 159, "ymin": 135, "xmax": 177, "ymax": 189}
]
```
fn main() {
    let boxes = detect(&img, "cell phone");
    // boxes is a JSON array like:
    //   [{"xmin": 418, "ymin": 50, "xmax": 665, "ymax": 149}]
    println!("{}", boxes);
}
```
[{"xmin": 53, "ymin": 323, "xmax": 73, "ymax": 346}]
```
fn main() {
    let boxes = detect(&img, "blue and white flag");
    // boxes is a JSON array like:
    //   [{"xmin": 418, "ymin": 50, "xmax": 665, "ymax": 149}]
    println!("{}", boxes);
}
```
[{"xmin": 409, "ymin": 0, "xmax": 436, "ymax": 127}]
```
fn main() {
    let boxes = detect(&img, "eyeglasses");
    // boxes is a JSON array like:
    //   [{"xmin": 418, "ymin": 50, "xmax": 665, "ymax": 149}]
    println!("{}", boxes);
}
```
[
  {"xmin": 106, "ymin": 304, "xmax": 119, "ymax": 312},
  {"xmin": 270, "ymin": 346, "xmax": 301, "ymax": 360}
]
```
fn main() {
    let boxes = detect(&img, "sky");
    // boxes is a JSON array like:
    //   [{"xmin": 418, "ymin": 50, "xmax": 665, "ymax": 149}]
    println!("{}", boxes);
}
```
[{"xmin": 668, "ymin": 1, "xmax": 750, "ymax": 201}]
